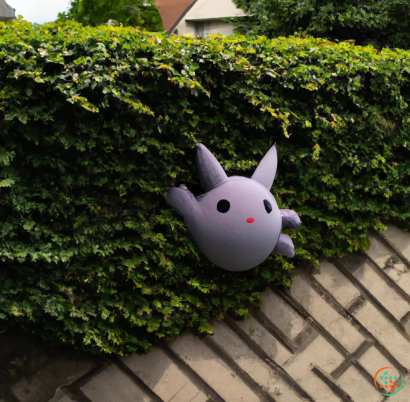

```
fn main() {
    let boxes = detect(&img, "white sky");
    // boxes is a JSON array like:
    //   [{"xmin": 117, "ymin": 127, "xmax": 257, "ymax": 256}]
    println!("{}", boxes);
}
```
[{"xmin": 7, "ymin": 0, "xmax": 72, "ymax": 24}]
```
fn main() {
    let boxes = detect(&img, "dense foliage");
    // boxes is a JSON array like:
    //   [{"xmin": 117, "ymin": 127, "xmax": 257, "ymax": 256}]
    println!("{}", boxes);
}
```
[
  {"xmin": 1, "ymin": 18, "xmax": 409, "ymax": 355},
  {"xmin": 232, "ymin": 0, "xmax": 410, "ymax": 49},
  {"xmin": 58, "ymin": 0, "xmax": 164, "ymax": 31}
]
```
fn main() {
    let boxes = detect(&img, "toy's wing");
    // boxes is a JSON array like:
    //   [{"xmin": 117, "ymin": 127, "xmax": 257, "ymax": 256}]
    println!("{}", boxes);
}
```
[
  {"xmin": 280, "ymin": 209, "xmax": 301, "ymax": 230},
  {"xmin": 272, "ymin": 233, "xmax": 295, "ymax": 258},
  {"xmin": 166, "ymin": 185, "xmax": 199, "ymax": 219}
]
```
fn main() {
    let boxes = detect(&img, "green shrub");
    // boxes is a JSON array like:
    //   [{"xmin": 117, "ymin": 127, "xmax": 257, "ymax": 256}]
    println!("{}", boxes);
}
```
[
  {"xmin": 0, "ymin": 18, "xmax": 409, "ymax": 354},
  {"xmin": 231, "ymin": 0, "xmax": 410, "ymax": 49},
  {"xmin": 58, "ymin": 0, "xmax": 164, "ymax": 32}
]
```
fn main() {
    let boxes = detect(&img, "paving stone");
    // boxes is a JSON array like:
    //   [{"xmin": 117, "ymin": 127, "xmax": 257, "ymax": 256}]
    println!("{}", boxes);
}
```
[
  {"xmin": 190, "ymin": 393, "xmax": 209, "ymax": 402},
  {"xmin": 54, "ymin": 397, "xmax": 73, "ymax": 402},
  {"xmin": 337, "ymin": 366, "xmax": 383, "ymax": 402},
  {"xmin": 48, "ymin": 388, "xmax": 76, "ymax": 402},
  {"xmin": 381, "ymin": 224, "xmax": 410, "ymax": 262},
  {"xmin": 81, "ymin": 364, "xmax": 152, "ymax": 402},
  {"xmin": 168, "ymin": 332, "xmax": 260, "ymax": 402},
  {"xmin": 367, "ymin": 234, "xmax": 410, "ymax": 296},
  {"xmin": 353, "ymin": 301, "xmax": 410, "ymax": 370},
  {"xmin": 367, "ymin": 233, "xmax": 399, "ymax": 269},
  {"xmin": 349, "ymin": 259, "xmax": 410, "ymax": 321},
  {"xmin": 313, "ymin": 261, "xmax": 361, "ymax": 307},
  {"xmin": 402, "ymin": 313, "xmax": 410, "ymax": 331},
  {"xmin": 235, "ymin": 314, "xmax": 293, "ymax": 366},
  {"xmin": 11, "ymin": 355, "xmax": 95, "ymax": 402},
  {"xmin": 284, "ymin": 336, "xmax": 344, "ymax": 402},
  {"xmin": 290, "ymin": 275, "xmax": 365, "ymax": 353},
  {"xmin": 260, "ymin": 288, "xmax": 309, "ymax": 340},
  {"xmin": 211, "ymin": 320, "xmax": 303, "ymax": 402},
  {"xmin": 122, "ymin": 347, "xmax": 207, "ymax": 402},
  {"xmin": 166, "ymin": 388, "xmax": 207, "ymax": 402},
  {"xmin": 359, "ymin": 346, "xmax": 401, "ymax": 388}
]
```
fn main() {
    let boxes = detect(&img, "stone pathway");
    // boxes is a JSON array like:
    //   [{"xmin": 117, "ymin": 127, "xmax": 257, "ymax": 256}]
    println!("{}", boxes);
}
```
[{"xmin": 7, "ymin": 223, "xmax": 410, "ymax": 402}]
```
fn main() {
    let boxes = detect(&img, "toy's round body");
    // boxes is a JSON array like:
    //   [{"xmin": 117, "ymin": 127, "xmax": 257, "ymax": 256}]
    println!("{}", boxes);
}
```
[{"xmin": 187, "ymin": 178, "xmax": 282, "ymax": 271}]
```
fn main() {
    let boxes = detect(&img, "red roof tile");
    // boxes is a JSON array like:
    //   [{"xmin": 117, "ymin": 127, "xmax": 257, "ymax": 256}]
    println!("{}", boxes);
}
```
[{"xmin": 155, "ymin": 0, "xmax": 197, "ymax": 33}]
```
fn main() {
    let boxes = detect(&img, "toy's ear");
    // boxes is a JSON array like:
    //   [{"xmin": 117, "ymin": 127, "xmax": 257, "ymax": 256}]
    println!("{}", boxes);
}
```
[
  {"xmin": 166, "ymin": 186, "xmax": 199, "ymax": 218},
  {"xmin": 251, "ymin": 145, "xmax": 278, "ymax": 190},
  {"xmin": 196, "ymin": 143, "xmax": 228, "ymax": 192}
]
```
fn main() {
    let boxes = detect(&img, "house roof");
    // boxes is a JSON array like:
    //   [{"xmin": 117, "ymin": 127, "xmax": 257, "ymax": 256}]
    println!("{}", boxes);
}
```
[
  {"xmin": 155, "ymin": 0, "xmax": 197, "ymax": 33},
  {"xmin": 0, "ymin": 0, "xmax": 15, "ymax": 21}
]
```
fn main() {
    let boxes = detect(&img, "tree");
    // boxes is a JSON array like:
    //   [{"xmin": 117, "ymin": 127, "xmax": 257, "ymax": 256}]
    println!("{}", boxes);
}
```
[
  {"xmin": 231, "ymin": 0, "xmax": 410, "ymax": 48},
  {"xmin": 58, "ymin": 0, "xmax": 164, "ymax": 32}
]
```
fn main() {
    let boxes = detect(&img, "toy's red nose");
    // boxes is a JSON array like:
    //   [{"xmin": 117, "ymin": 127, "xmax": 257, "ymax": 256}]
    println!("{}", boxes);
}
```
[{"xmin": 247, "ymin": 218, "xmax": 254, "ymax": 223}]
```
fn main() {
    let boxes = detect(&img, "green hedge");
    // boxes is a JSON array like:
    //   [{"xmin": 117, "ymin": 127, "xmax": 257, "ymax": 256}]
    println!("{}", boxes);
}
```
[{"xmin": 1, "ymin": 18, "xmax": 410, "ymax": 354}]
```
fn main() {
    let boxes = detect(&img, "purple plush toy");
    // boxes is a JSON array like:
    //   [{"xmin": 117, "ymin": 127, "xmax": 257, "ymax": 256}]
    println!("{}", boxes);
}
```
[{"xmin": 166, "ymin": 143, "xmax": 301, "ymax": 272}]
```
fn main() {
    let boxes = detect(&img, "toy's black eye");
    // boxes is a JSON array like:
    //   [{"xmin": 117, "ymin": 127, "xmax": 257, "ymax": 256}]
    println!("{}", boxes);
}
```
[
  {"xmin": 264, "ymin": 199, "xmax": 272, "ymax": 214},
  {"xmin": 217, "ymin": 199, "xmax": 230, "ymax": 213}
]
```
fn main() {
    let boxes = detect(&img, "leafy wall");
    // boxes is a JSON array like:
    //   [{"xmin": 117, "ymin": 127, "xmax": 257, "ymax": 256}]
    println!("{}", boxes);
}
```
[{"xmin": 0, "ymin": 18, "xmax": 409, "ymax": 354}]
